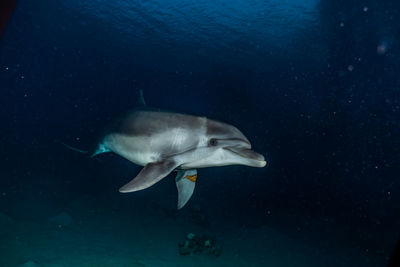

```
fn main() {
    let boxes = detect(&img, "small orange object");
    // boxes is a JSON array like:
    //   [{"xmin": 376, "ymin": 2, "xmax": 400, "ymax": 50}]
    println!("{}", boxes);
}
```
[{"xmin": 185, "ymin": 174, "xmax": 197, "ymax": 183}]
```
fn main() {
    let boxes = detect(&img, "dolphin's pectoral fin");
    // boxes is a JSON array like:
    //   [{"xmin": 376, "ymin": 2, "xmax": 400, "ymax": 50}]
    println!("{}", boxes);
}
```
[
  {"xmin": 175, "ymin": 169, "xmax": 197, "ymax": 209},
  {"xmin": 119, "ymin": 159, "xmax": 178, "ymax": 193}
]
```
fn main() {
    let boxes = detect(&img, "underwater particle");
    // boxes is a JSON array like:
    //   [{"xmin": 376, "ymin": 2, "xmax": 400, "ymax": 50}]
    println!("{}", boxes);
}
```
[
  {"xmin": 5, "ymin": 66, "xmax": 8, "ymax": 70},
  {"xmin": 49, "ymin": 212, "xmax": 74, "ymax": 227},
  {"xmin": 21, "ymin": 75, "xmax": 24, "ymax": 79},
  {"xmin": 377, "ymin": 44, "xmax": 387, "ymax": 55},
  {"xmin": 340, "ymin": 22, "xmax": 345, "ymax": 27},
  {"xmin": 363, "ymin": 6, "xmax": 368, "ymax": 12},
  {"xmin": 347, "ymin": 65, "xmax": 354, "ymax": 72}
]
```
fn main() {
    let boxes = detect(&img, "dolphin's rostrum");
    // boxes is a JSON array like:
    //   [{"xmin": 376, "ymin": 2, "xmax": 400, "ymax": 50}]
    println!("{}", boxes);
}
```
[{"xmin": 91, "ymin": 91, "xmax": 266, "ymax": 209}]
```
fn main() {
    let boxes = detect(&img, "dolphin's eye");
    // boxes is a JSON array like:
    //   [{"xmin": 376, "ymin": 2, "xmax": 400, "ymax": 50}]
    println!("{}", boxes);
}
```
[{"xmin": 209, "ymin": 138, "xmax": 218, "ymax": 146}]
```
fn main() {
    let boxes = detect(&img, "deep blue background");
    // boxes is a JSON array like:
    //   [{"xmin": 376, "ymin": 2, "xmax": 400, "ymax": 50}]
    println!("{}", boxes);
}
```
[{"xmin": 1, "ymin": 0, "xmax": 400, "ymax": 259}]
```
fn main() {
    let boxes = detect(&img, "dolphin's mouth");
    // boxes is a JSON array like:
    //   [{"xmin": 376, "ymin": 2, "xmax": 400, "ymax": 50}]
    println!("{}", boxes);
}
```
[{"xmin": 224, "ymin": 147, "xmax": 267, "ymax": 167}]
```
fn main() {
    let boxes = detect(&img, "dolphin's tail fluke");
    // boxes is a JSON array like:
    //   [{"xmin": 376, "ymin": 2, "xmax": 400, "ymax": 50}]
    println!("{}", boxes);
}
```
[{"xmin": 61, "ymin": 142, "xmax": 89, "ymax": 154}]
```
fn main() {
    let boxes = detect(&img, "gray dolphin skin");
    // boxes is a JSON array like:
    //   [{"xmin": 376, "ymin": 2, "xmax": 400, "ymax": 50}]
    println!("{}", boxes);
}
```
[{"xmin": 92, "ymin": 91, "xmax": 266, "ymax": 209}]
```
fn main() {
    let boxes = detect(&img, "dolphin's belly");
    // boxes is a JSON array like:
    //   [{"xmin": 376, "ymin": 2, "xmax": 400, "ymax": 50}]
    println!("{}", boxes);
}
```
[
  {"xmin": 103, "ymin": 126, "xmax": 206, "ymax": 166},
  {"xmin": 103, "ymin": 134, "xmax": 160, "ymax": 166}
]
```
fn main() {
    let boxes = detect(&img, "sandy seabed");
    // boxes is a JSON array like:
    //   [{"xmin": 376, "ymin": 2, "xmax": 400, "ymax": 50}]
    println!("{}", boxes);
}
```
[{"xmin": 0, "ymin": 195, "xmax": 385, "ymax": 267}]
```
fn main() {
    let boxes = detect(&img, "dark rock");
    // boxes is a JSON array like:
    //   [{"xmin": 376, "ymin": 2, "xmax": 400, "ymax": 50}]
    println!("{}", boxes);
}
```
[
  {"xmin": 178, "ymin": 245, "xmax": 192, "ymax": 255},
  {"xmin": 206, "ymin": 245, "xmax": 222, "ymax": 257},
  {"xmin": 178, "ymin": 233, "xmax": 221, "ymax": 257}
]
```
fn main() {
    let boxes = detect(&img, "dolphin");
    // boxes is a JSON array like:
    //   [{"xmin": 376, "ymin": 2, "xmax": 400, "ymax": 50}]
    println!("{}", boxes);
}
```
[{"xmin": 89, "ymin": 91, "xmax": 266, "ymax": 209}]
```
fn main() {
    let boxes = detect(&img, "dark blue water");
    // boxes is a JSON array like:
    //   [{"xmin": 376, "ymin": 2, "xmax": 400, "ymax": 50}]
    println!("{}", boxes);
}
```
[{"xmin": 1, "ymin": 0, "xmax": 399, "ymax": 266}]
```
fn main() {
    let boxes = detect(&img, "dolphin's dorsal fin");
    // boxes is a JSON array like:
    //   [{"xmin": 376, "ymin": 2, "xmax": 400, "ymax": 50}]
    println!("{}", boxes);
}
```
[{"xmin": 136, "ymin": 89, "xmax": 146, "ymax": 106}]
